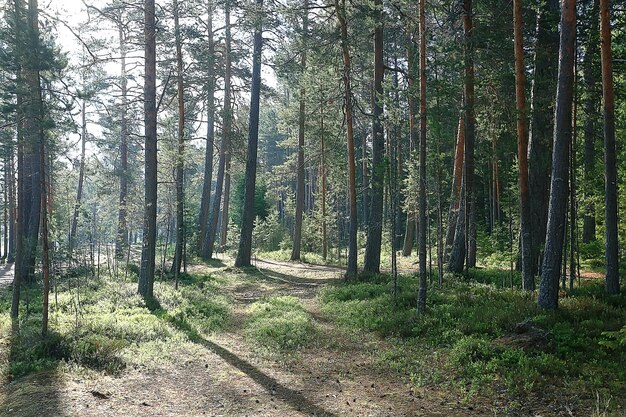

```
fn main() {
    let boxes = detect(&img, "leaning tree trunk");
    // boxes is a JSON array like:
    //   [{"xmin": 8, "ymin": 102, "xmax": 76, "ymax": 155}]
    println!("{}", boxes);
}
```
[
  {"xmin": 363, "ymin": 0, "xmax": 385, "ymax": 273},
  {"xmin": 335, "ymin": 0, "xmax": 358, "ymax": 278},
  {"xmin": 171, "ymin": 0, "xmax": 185, "ymax": 279},
  {"xmin": 513, "ymin": 0, "xmax": 534, "ymax": 290},
  {"xmin": 537, "ymin": 0, "xmax": 576, "ymax": 310},
  {"xmin": 291, "ymin": 0, "xmax": 308, "ymax": 262},
  {"xmin": 599, "ymin": 0, "xmax": 619, "ymax": 295},
  {"xmin": 139, "ymin": 0, "xmax": 158, "ymax": 298},
  {"xmin": 235, "ymin": 0, "xmax": 263, "ymax": 267}
]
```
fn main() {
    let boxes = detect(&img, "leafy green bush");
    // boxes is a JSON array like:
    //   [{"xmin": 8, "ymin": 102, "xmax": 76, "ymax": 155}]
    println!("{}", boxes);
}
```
[{"xmin": 246, "ymin": 296, "xmax": 316, "ymax": 351}]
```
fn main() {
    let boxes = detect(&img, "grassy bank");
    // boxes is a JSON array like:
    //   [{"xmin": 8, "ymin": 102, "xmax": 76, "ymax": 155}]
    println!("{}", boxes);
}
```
[{"xmin": 319, "ymin": 270, "xmax": 626, "ymax": 413}]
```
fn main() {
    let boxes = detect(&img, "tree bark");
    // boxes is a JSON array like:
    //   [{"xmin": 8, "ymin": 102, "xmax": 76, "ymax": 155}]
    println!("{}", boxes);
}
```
[
  {"xmin": 235, "ymin": 0, "xmax": 264, "ymax": 267},
  {"xmin": 599, "ymin": 0, "xmax": 619, "ymax": 294},
  {"xmin": 202, "ymin": 0, "xmax": 232, "ymax": 259},
  {"xmin": 403, "ymin": 34, "xmax": 418, "ymax": 257},
  {"xmin": 335, "ymin": 0, "xmax": 358, "ymax": 278},
  {"xmin": 291, "ymin": 0, "xmax": 308, "ymax": 261},
  {"xmin": 537, "ymin": 0, "xmax": 576, "ymax": 310},
  {"xmin": 513, "ymin": 0, "xmax": 534, "ymax": 290},
  {"xmin": 139, "ymin": 0, "xmax": 157, "ymax": 298},
  {"xmin": 171, "ymin": 0, "xmax": 185, "ymax": 279},
  {"xmin": 363, "ymin": 0, "xmax": 384, "ymax": 273},
  {"xmin": 445, "ymin": 116, "xmax": 464, "ymax": 254},
  {"xmin": 462, "ymin": 0, "xmax": 476, "ymax": 271},
  {"xmin": 528, "ymin": 0, "xmax": 559, "ymax": 275},
  {"xmin": 116, "ymin": 22, "xmax": 129, "ymax": 259},
  {"xmin": 198, "ymin": 1, "xmax": 216, "ymax": 252},
  {"xmin": 69, "ymin": 100, "xmax": 87, "ymax": 258},
  {"xmin": 416, "ymin": 0, "xmax": 427, "ymax": 314},
  {"xmin": 582, "ymin": 0, "xmax": 599, "ymax": 243}
]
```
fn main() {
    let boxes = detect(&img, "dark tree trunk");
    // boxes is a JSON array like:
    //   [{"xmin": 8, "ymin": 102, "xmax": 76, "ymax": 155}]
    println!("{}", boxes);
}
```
[
  {"xmin": 198, "ymin": 1, "xmax": 215, "ymax": 252},
  {"xmin": 17, "ymin": 0, "xmax": 42, "ymax": 286},
  {"xmin": 7, "ymin": 145, "xmax": 15, "ymax": 263},
  {"xmin": 538, "ymin": 0, "xmax": 576, "ymax": 310},
  {"xmin": 171, "ymin": 0, "xmax": 185, "ymax": 279},
  {"xmin": 235, "ymin": 0, "xmax": 263, "ymax": 267},
  {"xmin": 513, "ymin": 0, "xmax": 534, "ymax": 290},
  {"xmin": 599, "ymin": 0, "xmax": 619, "ymax": 294},
  {"xmin": 202, "ymin": 0, "xmax": 232, "ymax": 260},
  {"xmin": 335, "ymin": 0, "xmax": 358, "ymax": 278},
  {"xmin": 291, "ymin": 0, "xmax": 308, "ymax": 261},
  {"xmin": 363, "ymin": 0, "xmax": 384, "ymax": 273},
  {"xmin": 220, "ymin": 157, "xmax": 231, "ymax": 250},
  {"xmin": 116, "ymin": 23, "xmax": 129, "ymax": 259},
  {"xmin": 139, "ymin": 0, "xmax": 157, "ymax": 298},
  {"xmin": 403, "ymin": 35, "xmax": 418, "ymax": 257},
  {"xmin": 448, "ymin": 185, "xmax": 466, "ymax": 273},
  {"xmin": 417, "ymin": 0, "xmax": 427, "ymax": 314},
  {"xmin": 462, "ymin": 0, "xmax": 476, "ymax": 271},
  {"xmin": 528, "ymin": 0, "xmax": 559, "ymax": 275},
  {"xmin": 445, "ymin": 116, "xmax": 464, "ymax": 254},
  {"xmin": 582, "ymin": 0, "xmax": 599, "ymax": 243}
]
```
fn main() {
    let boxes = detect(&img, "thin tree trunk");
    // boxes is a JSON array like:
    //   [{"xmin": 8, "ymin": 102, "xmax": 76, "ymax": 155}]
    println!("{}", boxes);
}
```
[
  {"xmin": 40, "ymin": 117, "xmax": 50, "ymax": 336},
  {"xmin": 537, "ymin": 0, "xmax": 576, "ymax": 310},
  {"xmin": 417, "ymin": 0, "xmax": 427, "ymax": 314},
  {"xmin": 335, "ymin": 0, "xmax": 358, "ymax": 278},
  {"xmin": 138, "ymin": 0, "xmax": 157, "ymax": 298},
  {"xmin": 235, "ymin": 0, "xmax": 263, "ymax": 267},
  {"xmin": 403, "ymin": 35, "xmax": 418, "ymax": 257},
  {"xmin": 320, "ymin": 82, "xmax": 328, "ymax": 261},
  {"xmin": 7, "ymin": 145, "xmax": 15, "ymax": 263},
  {"xmin": 291, "ymin": 0, "xmax": 308, "ymax": 261},
  {"xmin": 116, "ymin": 23, "xmax": 129, "ymax": 259},
  {"xmin": 363, "ymin": 0, "xmax": 385, "ymax": 273},
  {"xmin": 202, "ymin": 0, "xmax": 232, "ymax": 259},
  {"xmin": 220, "ymin": 158, "xmax": 231, "ymax": 251},
  {"xmin": 513, "ymin": 0, "xmax": 534, "ymax": 290},
  {"xmin": 599, "ymin": 0, "xmax": 619, "ymax": 294},
  {"xmin": 69, "ymin": 100, "xmax": 87, "ymax": 259},
  {"xmin": 462, "ymin": 0, "xmax": 476, "ymax": 271},
  {"xmin": 582, "ymin": 0, "xmax": 599, "ymax": 243},
  {"xmin": 172, "ymin": 0, "xmax": 185, "ymax": 278},
  {"xmin": 198, "ymin": 0, "xmax": 215, "ymax": 251}
]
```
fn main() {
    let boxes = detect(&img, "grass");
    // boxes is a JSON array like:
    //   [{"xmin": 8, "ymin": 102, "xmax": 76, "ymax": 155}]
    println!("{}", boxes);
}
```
[
  {"xmin": 0, "ymin": 269, "xmax": 231, "ymax": 382},
  {"xmin": 245, "ymin": 295, "xmax": 317, "ymax": 351},
  {"xmin": 319, "ymin": 270, "xmax": 626, "ymax": 410}
]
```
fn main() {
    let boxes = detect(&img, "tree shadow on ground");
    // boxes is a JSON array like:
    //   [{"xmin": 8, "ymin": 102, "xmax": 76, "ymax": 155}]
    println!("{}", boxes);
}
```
[
  {"xmin": 240, "ymin": 266, "xmax": 340, "ymax": 287},
  {"xmin": 146, "ymin": 298, "xmax": 337, "ymax": 417}
]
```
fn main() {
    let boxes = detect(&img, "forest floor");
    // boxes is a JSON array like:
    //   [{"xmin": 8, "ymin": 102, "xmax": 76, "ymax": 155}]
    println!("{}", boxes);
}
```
[
  {"xmin": 0, "ymin": 257, "xmax": 478, "ymax": 417},
  {"xmin": 0, "ymin": 256, "xmax": 624, "ymax": 416}
]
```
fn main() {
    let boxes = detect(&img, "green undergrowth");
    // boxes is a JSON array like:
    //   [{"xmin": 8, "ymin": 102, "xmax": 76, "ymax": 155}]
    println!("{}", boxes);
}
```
[
  {"xmin": 319, "ymin": 270, "xmax": 626, "ymax": 409},
  {"xmin": 245, "ymin": 295, "xmax": 317, "ymax": 352},
  {"xmin": 0, "ymin": 270, "xmax": 231, "ymax": 381}
]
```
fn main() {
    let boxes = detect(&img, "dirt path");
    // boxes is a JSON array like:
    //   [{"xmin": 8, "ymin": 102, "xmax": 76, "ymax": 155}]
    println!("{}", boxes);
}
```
[
  {"xmin": 1, "ymin": 259, "xmax": 484, "ymax": 417},
  {"xmin": 0, "ymin": 264, "xmax": 13, "ymax": 289}
]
